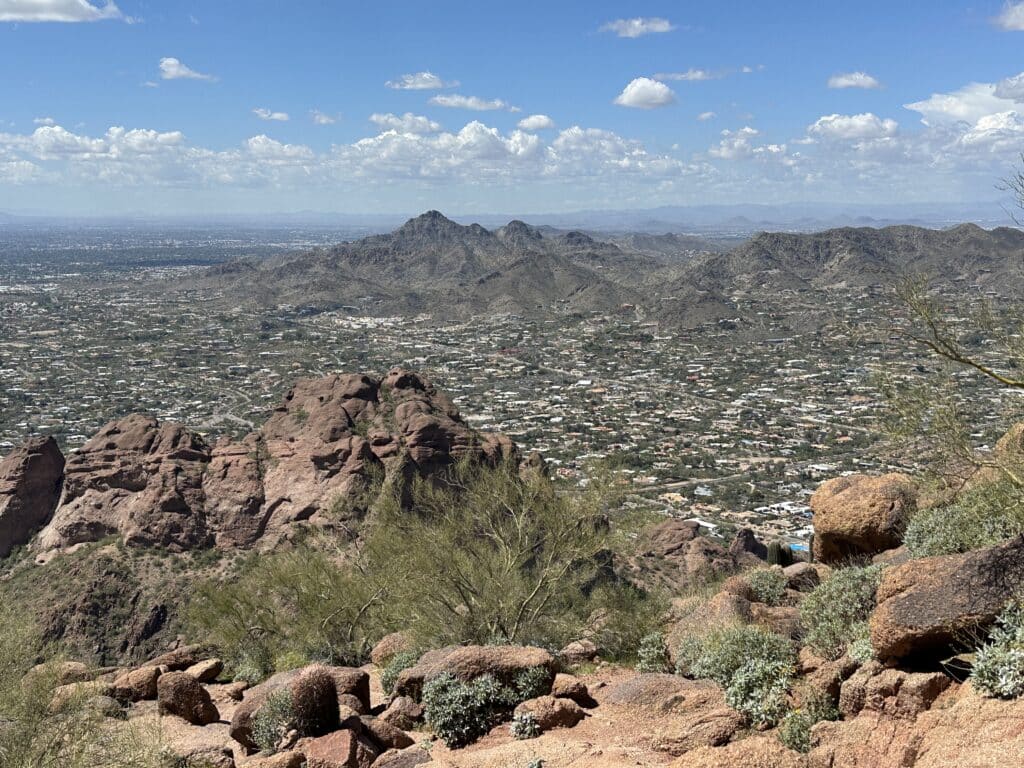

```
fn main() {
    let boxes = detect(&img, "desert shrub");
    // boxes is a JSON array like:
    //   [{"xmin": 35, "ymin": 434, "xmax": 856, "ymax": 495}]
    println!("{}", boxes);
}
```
[
  {"xmin": 364, "ymin": 458, "xmax": 632, "ymax": 649},
  {"xmin": 0, "ymin": 605, "xmax": 170, "ymax": 767},
  {"xmin": 587, "ymin": 582, "xmax": 669, "ymax": 662},
  {"xmin": 251, "ymin": 689, "xmax": 296, "ymax": 754},
  {"xmin": 800, "ymin": 565, "xmax": 882, "ymax": 660},
  {"xmin": 676, "ymin": 625, "xmax": 796, "ymax": 726},
  {"xmin": 746, "ymin": 568, "xmax": 788, "ymax": 606},
  {"xmin": 972, "ymin": 601, "xmax": 1024, "ymax": 699},
  {"xmin": 381, "ymin": 651, "xmax": 420, "ymax": 695},
  {"xmin": 778, "ymin": 689, "xmax": 840, "ymax": 753},
  {"xmin": 903, "ymin": 480, "xmax": 1024, "ymax": 558},
  {"xmin": 421, "ymin": 666, "xmax": 549, "ymax": 748},
  {"xmin": 188, "ymin": 544, "xmax": 387, "ymax": 674},
  {"xmin": 422, "ymin": 673, "xmax": 514, "ymax": 748},
  {"xmin": 512, "ymin": 665, "xmax": 553, "ymax": 700},
  {"xmin": 509, "ymin": 712, "xmax": 541, "ymax": 740},
  {"xmin": 635, "ymin": 632, "xmax": 671, "ymax": 673},
  {"xmin": 190, "ymin": 459, "xmax": 651, "ymax": 665},
  {"xmin": 847, "ymin": 622, "xmax": 876, "ymax": 664}
]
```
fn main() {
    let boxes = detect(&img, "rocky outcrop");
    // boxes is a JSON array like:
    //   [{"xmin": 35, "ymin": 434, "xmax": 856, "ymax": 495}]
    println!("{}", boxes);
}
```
[
  {"xmin": 870, "ymin": 536, "xmax": 1024, "ymax": 662},
  {"xmin": 32, "ymin": 369, "xmax": 518, "ymax": 554},
  {"xmin": 669, "ymin": 736, "xmax": 805, "ymax": 768},
  {"xmin": 811, "ymin": 473, "xmax": 917, "ymax": 563},
  {"xmin": 632, "ymin": 518, "xmax": 752, "ymax": 591},
  {"xmin": 0, "ymin": 436, "xmax": 65, "ymax": 557},
  {"xmin": 37, "ymin": 416, "xmax": 211, "ymax": 552},
  {"xmin": 157, "ymin": 671, "xmax": 219, "ymax": 725}
]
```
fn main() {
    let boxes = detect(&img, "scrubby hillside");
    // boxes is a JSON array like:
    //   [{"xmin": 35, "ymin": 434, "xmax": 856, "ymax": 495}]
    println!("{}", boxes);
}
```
[{"xmin": 4, "ymin": 370, "xmax": 1024, "ymax": 767}]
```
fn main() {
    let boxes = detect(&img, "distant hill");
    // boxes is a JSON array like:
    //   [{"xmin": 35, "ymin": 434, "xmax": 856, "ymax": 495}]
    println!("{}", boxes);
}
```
[
  {"xmin": 183, "ymin": 215, "xmax": 1024, "ymax": 328},
  {"xmin": 186, "ymin": 211, "xmax": 700, "ymax": 318}
]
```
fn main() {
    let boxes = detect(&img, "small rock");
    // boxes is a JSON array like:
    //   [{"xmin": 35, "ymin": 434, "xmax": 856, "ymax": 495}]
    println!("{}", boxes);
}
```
[
  {"xmin": 513, "ymin": 695, "xmax": 586, "ymax": 731},
  {"xmin": 185, "ymin": 658, "xmax": 224, "ymax": 683}
]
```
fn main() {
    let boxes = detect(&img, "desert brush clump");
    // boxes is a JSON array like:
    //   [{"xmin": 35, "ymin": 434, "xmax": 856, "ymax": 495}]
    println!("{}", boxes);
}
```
[
  {"xmin": 421, "ymin": 669, "xmax": 547, "ymax": 748},
  {"xmin": 509, "ymin": 712, "xmax": 541, "ymax": 740},
  {"xmin": 777, "ymin": 688, "xmax": 840, "ymax": 753},
  {"xmin": 381, "ymin": 650, "xmax": 420, "ymax": 695},
  {"xmin": 746, "ymin": 567, "xmax": 788, "ymax": 606},
  {"xmin": 676, "ymin": 625, "xmax": 796, "ymax": 727},
  {"xmin": 902, "ymin": 479, "xmax": 1024, "ymax": 558},
  {"xmin": 189, "ymin": 457, "xmax": 662, "ymax": 669},
  {"xmin": 635, "ymin": 631, "xmax": 671, "ymax": 673},
  {"xmin": 800, "ymin": 564, "xmax": 882, "ymax": 660},
  {"xmin": 250, "ymin": 688, "xmax": 297, "ymax": 754},
  {"xmin": 971, "ymin": 601, "xmax": 1024, "ymax": 699}
]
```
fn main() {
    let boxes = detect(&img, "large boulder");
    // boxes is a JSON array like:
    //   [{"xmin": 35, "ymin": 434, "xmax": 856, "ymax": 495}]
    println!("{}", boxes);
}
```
[
  {"xmin": 300, "ymin": 728, "xmax": 379, "ymax": 768},
  {"xmin": 513, "ymin": 695, "xmax": 586, "ymax": 731},
  {"xmin": 112, "ymin": 665, "xmax": 161, "ymax": 702},
  {"xmin": 870, "ymin": 536, "xmax": 1024, "ymax": 662},
  {"xmin": 393, "ymin": 645, "xmax": 555, "ymax": 699},
  {"xmin": 157, "ymin": 671, "xmax": 219, "ymax": 725},
  {"xmin": 811, "ymin": 473, "xmax": 917, "ymax": 563},
  {"xmin": 0, "ymin": 436, "xmax": 65, "ymax": 557}
]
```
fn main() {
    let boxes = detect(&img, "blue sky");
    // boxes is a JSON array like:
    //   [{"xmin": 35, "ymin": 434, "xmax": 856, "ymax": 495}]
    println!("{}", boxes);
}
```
[{"xmin": 1, "ymin": 0, "xmax": 1024, "ymax": 215}]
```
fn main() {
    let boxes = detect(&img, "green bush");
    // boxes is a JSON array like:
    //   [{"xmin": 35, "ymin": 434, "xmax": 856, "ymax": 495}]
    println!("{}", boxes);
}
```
[
  {"xmin": 972, "ymin": 602, "xmax": 1024, "ymax": 699},
  {"xmin": 903, "ymin": 481, "xmax": 1024, "ymax": 558},
  {"xmin": 800, "ymin": 565, "xmax": 882, "ymax": 660},
  {"xmin": 381, "ymin": 651, "xmax": 420, "ymax": 695},
  {"xmin": 676, "ymin": 625, "xmax": 796, "ymax": 726},
  {"xmin": 635, "ymin": 632, "xmax": 671, "ymax": 673},
  {"xmin": 509, "ymin": 712, "xmax": 541, "ymax": 740},
  {"xmin": 778, "ymin": 690, "xmax": 839, "ymax": 753},
  {"xmin": 422, "ymin": 673, "xmax": 514, "ymax": 748},
  {"xmin": 746, "ymin": 568, "xmax": 788, "ymax": 607},
  {"xmin": 421, "ymin": 666, "xmax": 550, "ymax": 748},
  {"xmin": 189, "ymin": 459, "xmax": 653, "ymax": 666},
  {"xmin": 251, "ymin": 689, "xmax": 296, "ymax": 754}
]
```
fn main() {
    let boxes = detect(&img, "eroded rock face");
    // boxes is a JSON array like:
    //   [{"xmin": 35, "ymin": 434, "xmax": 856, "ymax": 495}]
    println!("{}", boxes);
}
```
[
  {"xmin": 37, "ymin": 416, "xmax": 211, "ymax": 552},
  {"xmin": 870, "ymin": 536, "xmax": 1024, "ymax": 662},
  {"xmin": 811, "ymin": 473, "xmax": 917, "ymax": 563},
  {"xmin": 632, "ymin": 518, "xmax": 751, "ymax": 591},
  {"xmin": 33, "ymin": 368, "xmax": 519, "ymax": 554},
  {"xmin": 0, "ymin": 436, "xmax": 65, "ymax": 557}
]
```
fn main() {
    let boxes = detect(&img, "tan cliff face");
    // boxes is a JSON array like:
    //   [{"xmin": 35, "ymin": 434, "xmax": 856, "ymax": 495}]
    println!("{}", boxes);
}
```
[{"xmin": 24, "ymin": 367, "xmax": 517, "ymax": 558}]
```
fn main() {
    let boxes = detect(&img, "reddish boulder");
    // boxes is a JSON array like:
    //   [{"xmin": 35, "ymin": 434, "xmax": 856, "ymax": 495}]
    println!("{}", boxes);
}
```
[
  {"xmin": 870, "ymin": 536, "xmax": 1024, "ymax": 662},
  {"xmin": 513, "ymin": 695, "xmax": 585, "ymax": 731},
  {"xmin": 112, "ymin": 665, "xmax": 161, "ymax": 702},
  {"xmin": 301, "ymin": 729, "xmax": 379, "ymax": 768},
  {"xmin": 157, "ymin": 671, "xmax": 219, "ymax": 725},
  {"xmin": 811, "ymin": 473, "xmax": 917, "ymax": 563},
  {"xmin": 0, "ymin": 436, "xmax": 65, "ymax": 557}
]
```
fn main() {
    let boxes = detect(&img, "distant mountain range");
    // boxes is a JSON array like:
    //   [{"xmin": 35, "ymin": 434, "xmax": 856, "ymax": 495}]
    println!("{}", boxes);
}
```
[{"xmin": 181, "ymin": 213, "xmax": 1024, "ymax": 328}]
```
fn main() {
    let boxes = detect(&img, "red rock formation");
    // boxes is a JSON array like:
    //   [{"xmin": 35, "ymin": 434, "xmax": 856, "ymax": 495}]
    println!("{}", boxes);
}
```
[{"xmin": 0, "ymin": 436, "xmax": 64, "ymax": 557}]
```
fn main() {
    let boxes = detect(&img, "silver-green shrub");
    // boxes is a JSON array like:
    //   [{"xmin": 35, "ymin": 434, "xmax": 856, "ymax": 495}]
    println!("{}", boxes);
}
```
[
  {"xmin": 800, "ymin": 565, "xmax": 882, "ymax": 660},
  {"xmin": 972, "ymin": 602, "xmax": 1024, "ymax": 699},
  {"xmin": 635, "ymin": 631, "xmax": 671, "ymax": 673},
  {"xmin": 903, "ymin": 480, "xmax": 1024, "ymax": 558},
  {"xmin": 746, "ymin": 568, "xmax": 788, "ymax": 607}
]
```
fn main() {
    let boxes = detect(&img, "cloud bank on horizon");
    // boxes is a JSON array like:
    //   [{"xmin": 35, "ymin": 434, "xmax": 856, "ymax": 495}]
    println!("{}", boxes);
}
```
[{"xmin": 0, "ymin": 0, "xmax": 1023, "ymax": 214}]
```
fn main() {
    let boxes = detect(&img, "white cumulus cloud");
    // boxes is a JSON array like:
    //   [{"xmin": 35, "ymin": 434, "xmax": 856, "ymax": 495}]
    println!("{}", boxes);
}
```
[
  {"xmin": 995, "ymin": 2, "xmax": 1024, "ymax": 30},
  {"xmin": 601, "ymin": 17, "xmax": 675, "ymax": 38},
  {"xmin": 385, "ymin": 71, "xmax": 457, "ymax": 90},
  {"xmin": 808, "ymin": 113, "xmax": 898, "ymax": 140},
  {"xmin": 429, "ymin": 94, "xmax": 518, "ymax": 112},
  {"xmin": 253, "ymin": 108, "xmax": 289, "ymax": 122},
  {"xmin": 159, "ymin": 57, "xmax": 215, "ymax": 82},
  {"xmin": 656, "ymin": 69, "xmax": 718, "ymax": 82},
  {"xmin": 995, "ymin": 72, "xmax": 1024, "ymax": 101},
  {"xmin": 697, "ymin": 111, "xmax": 716, "ymax": 121},
  {"xmin": 33, "ymin": 116, "xmax": 56, "ymax": 126},
  {"xmin": 369, "ymin": 112, "xmax": 441, "ymax": 133},
  {"xmin": 905, "ymin": 82, "xmax": 1017, "ymax": 124},
  {"xmin": 517, "ymin": 114, "xmax": 555, "ymax": 131},
  {"xmin": 828, "ymin": 71, "xmax": 882, "ymax": 89},
  {"xmin": 0, "ymin": 0, "xmax": 125, "ymax": 22},
  {"xmin": 310, "ymin": 110, "xmax": 337, "ymax": 125},
  {"xmin": 613, "ymin": 77, "xmax": 676, "ymax": 109}
]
